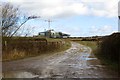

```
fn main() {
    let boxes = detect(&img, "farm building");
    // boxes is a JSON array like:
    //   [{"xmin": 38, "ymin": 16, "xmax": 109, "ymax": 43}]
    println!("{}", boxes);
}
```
[{"xmin": 38, "ymin": 29, "xmax": 70, "ymax": 38}]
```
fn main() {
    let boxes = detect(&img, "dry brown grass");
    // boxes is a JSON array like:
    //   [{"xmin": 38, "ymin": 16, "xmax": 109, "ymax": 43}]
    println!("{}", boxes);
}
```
[
  {"xmin": 74, "ymin": 33, "xmax": 120, "ymax": 71},
  {"xmin": 96, "ymin": 33, "xmax": 120, "ymax": 71},
  {"xmin": 3, "ymin": 50, "xmax": 26, "ymax": 61},
  {"xmin": 2, "ymin": 37, "xmax": 71, "ymax": 61}
]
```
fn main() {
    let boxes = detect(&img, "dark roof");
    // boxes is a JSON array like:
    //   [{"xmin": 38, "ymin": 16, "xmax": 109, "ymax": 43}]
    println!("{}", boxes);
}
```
[{"xmin": 62, "ymin": 33, "xmax": 70, "ymax": 36}]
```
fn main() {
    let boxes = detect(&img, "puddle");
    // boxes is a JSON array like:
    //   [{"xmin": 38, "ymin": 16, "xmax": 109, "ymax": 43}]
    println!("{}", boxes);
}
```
[
  {"xmin": 3, "ymin": 71, "xmax": 39, "ymax": 78},
  {"xmin": 86, "ymin": 58, "xmax": 97, "ymax": 60}
]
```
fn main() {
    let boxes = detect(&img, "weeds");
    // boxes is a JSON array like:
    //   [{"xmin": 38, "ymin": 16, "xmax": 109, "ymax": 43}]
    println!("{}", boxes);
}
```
[
  {"xmin": 74, "ymin": 33, "xmax": 120, "ymax": 72},
  {"xmin": 96, "ymin": 33, "xmax": 120, "ymax": 71},
  {"xmin": 2, "ymin": 37, "xmax": 71, "ymax": 61}
]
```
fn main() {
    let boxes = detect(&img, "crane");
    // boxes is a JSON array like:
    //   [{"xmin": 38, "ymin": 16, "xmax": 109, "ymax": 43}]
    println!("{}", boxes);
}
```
[{"xmin": 45, "ymin": 19, "xmax": 52, "ymax": 30}]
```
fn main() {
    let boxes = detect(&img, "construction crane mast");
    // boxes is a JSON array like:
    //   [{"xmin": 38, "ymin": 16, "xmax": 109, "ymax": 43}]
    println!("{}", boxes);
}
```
[{"xmin": 45, "ymin": 19, "xmax": 52, "ymax": 30}]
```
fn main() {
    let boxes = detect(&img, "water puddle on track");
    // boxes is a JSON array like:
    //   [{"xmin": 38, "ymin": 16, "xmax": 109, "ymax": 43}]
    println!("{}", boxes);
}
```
[
  {"xmin": 86, "ymin": 58, "xmax": 97, "ymax": 60},
  {"xmin": 3, "ymin": 71, "xmax": 39, "ymax": 78}
]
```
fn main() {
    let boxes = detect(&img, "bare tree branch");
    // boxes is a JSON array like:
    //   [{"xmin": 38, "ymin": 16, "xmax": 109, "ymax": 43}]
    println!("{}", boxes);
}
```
[
  {"xmin": 10, "ymin": 16, "xmax": 40, "ymax": 37},
  {"xmin": 2, "ymin": 2, "xmax": 19, "ymax": 36},
  {"xmin": 2, "ymin": 2, "xmax": 40, "ymax": 37}
]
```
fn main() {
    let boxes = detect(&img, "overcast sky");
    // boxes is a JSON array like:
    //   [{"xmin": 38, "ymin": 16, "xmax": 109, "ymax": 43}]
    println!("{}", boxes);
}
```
[{"xmin": 1, "ymin": 0, "xmax": 119, "ymax": 37}]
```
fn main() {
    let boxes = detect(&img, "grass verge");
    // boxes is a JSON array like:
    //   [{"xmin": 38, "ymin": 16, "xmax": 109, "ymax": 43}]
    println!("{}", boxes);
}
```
[
  {"xmin": 2, "ymin": 39, "xmax": 71, "ymax": 62},
  {"xmin": 74, "ymin": 41, "xmax": 118, "ymax": 72},
  {"xmin": 74, "ymin": 41, "xmax": 97, "ymax": 53}
]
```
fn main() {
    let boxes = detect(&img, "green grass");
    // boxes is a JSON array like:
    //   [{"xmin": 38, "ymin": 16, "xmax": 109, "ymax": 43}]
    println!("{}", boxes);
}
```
[{"xmin": 74, "ymin": 41, "xmax": 97, "ymax": 53}]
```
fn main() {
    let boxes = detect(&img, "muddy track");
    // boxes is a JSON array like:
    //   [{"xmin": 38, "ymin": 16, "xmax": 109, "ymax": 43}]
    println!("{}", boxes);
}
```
[{"xmin": 2, "ymin": 42, "xmax": 119, "ymax": 78}]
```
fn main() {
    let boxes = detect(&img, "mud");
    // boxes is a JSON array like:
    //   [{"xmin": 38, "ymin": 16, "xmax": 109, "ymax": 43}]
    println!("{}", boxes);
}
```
[{"xmin": 2, "ymin": 42, "xmax": 119, "ymax": 78}]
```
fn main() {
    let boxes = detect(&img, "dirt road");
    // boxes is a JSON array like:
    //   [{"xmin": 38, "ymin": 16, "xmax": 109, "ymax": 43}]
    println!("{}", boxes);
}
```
[{"xmin": 2, "ymin": 42, "xmax": 119, "ymax": 78}]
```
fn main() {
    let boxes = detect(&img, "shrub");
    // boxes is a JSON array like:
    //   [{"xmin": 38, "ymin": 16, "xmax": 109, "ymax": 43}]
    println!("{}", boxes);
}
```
[
  {"xmin": 2, "ymin": 37, "xmax": 66, "ymax": 61},
  {"xmin": 98, "ymin": 32, "xmax": 120, "ymax": 63}
]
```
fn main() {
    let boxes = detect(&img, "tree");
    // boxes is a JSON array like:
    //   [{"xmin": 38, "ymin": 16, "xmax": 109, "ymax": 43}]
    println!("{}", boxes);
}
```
[
  {"xmin": 10, "ymin": 16, "xmax": 40, "ymax": 37},
  {"xmin": 1, "ymin": 2, "xmax": 40, "ymax": 37},
  {"xmin": 2, "ymin": 2, "xmax": 19, "ymax": 37}
]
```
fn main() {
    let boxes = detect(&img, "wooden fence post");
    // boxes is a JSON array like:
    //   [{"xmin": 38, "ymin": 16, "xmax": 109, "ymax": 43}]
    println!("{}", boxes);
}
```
[{"xmin": 5, "ymin": 41, "xmax": 7, "ymax": 50}]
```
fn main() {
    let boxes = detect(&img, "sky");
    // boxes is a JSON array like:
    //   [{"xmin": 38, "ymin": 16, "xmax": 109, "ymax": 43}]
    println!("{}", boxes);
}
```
[{"xmin": 0, "ymin": 0, "xmax": 119, "ymax": 37}]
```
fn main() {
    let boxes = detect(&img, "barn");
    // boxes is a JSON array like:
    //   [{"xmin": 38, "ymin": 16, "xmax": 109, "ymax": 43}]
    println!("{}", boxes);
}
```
[{"xmin": 38, "ymin": 29, "xmax": 70, "ymax": 38}]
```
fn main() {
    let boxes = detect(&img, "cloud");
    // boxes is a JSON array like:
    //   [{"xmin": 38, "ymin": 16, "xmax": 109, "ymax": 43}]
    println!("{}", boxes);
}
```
[
  {"xmin": 89, "ymin": 25, "xmax": 116, "ymax": 36},
  {"xmin": 19, "ymin": 0, "xmax": 89, "ymax": 19},
  {"xmin": 81, "ymin": 0, "xmax": 118, "ymax": 18},
  {"xmin": 1, "ymin": 0, "xmax": 118, "ymax": 18}
]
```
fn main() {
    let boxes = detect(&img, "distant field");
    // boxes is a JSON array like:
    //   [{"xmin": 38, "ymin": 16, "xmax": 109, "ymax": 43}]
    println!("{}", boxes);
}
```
[
  {"xmin": 46, "ymin": 38, "xmax": 62, "ymax": 42},
  {"xmin": 74, "ymin": 41, "xmax": 97, "ymax": 53}
]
